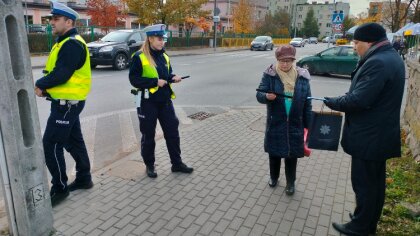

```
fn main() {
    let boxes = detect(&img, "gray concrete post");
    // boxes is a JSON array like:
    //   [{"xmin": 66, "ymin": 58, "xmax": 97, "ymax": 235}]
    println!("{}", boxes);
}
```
[{"xmin": 0, "ymin": 0, "xmax": 54, "ymax": 235}]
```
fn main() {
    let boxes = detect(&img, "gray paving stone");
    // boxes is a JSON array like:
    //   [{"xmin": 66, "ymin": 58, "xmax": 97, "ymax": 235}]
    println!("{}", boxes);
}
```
[
  {"xmin": 50, "ymin": 109, "xmax": 356, "ymax": 236},
  {"xmin": 199, "ymin": 221, "xmax": 217, "ymax": 235},
  {"xmin": 250, "ymin": 224, "xmax": 265, "ymax": 235},
  {"xmin": 235, "ymin": 226, "xmax": 252, "ymax": 236}
]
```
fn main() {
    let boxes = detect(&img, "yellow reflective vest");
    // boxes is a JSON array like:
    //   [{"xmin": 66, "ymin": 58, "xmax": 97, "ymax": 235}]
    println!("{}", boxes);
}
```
[
  {"xmin": 44, "ymin": 35, "xmax": 91, "ymax": 100},
  {"xmin": 139, "ymin": 52, "xmax": 176, "ymax": 99}
]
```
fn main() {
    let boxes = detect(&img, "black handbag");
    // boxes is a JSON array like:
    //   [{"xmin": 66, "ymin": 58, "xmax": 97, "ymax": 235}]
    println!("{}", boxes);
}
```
[{"xmin": 307, "ymin": 105, "xmax": 343, "ymax": 151}]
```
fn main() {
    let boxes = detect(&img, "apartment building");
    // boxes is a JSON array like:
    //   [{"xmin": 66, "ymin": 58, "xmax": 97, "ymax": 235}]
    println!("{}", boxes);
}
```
[
  {"xmin": 267, "ymin": 0, "xmax": 350, "ymax": 38},
  {"xmin": 201, "ymin": 0, "xmax": 268, "ymax": 32},
  {"xmin": 22, "ymin": 0, "xmax": 268, "ymax": 33},
  {"xmin": 21, "ymin": 0, "xmax": 137, "ymax": 28}
]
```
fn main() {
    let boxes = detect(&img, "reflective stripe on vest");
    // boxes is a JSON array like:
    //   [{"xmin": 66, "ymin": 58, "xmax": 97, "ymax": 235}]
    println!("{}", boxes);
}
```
[
  {"xmin": 139, "ymin": 52, "xmax": 176, "ymax": 99},
  {"xmin": 45, "ymin": 35, "xmax": 91, "ymax": 100}
]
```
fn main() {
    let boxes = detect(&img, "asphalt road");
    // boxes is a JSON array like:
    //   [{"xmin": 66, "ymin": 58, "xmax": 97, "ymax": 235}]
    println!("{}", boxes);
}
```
[
  {"xmin": 30, "ymin": 43, "xmax": 353, "ymax": 178},
  {"xmin": 32, "ymin": 43, "xmax": 351, "ymax": 128}
]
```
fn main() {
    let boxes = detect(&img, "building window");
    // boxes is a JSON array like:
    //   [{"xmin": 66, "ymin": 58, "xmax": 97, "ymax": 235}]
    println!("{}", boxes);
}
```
[
  {"xmin": 326, "ymin": 23, "xmax": 331, "ymax": 27},
  {"xmin": 319, "ymin": 23, "xmax": 322, "ymax": 26},
  {"xmin": 299, "ymin": 15, "xmax": 302, "ymax": 19},
  {"xmin": 284, "ymin": 6, "xmax": 288, "ymax": 10},
  {"xmin": 23, "ymin": 15, "xmax": 33, "ymax": 25}
]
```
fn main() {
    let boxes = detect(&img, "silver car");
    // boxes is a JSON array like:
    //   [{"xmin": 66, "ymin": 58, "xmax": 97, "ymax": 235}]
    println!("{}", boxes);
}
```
[
  {"xmin": 289, "ymin": 37, "xmax": 305, "ymax": 47},
  {"xmin": 250, "ymin": 36, "xmax": 274, "ymax": 51}
]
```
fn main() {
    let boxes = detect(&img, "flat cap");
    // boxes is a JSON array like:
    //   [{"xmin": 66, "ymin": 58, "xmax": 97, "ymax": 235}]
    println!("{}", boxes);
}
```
[
  {"xmin": 49, "ymin": 0, "xmax": 79, "ymax": 21},
  {"xmin": 144, "ymin": 24, "xmax": 166, "ymax": 37}
]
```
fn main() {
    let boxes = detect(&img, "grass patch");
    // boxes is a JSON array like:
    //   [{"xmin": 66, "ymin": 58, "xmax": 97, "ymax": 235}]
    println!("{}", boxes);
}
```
[{"xmin": 377, "ymin": 132, "xmax": 420, "ymax": 235}]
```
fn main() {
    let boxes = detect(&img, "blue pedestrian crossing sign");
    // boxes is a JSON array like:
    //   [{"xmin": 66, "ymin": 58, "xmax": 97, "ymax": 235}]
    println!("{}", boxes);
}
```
[{"xmin": 332, "ymin": 13, "xmax": 344, "ymax": 24}]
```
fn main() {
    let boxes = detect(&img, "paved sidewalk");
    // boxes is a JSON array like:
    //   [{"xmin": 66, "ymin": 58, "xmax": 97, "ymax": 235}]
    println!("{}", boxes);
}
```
[
  {"xmin": 30, "ymin": 47, "xmax": 248, "ymax": 69},
  {"xmin": 52, "ymin": 108, "xmax": 355, "ymax": 236}
]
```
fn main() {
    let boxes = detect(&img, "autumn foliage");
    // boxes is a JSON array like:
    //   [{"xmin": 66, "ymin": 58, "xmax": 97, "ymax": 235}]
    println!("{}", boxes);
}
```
[
  {"xmin": 197, "ymin": 17, "xmax": 211, "ymax": 33},
  {"xmin": 87, "ymin": 0, "xmax": 126, "ymax": 30},
  {"xmin": 232, "ymin": 0, "xmax": 252, "ymax": 33}
]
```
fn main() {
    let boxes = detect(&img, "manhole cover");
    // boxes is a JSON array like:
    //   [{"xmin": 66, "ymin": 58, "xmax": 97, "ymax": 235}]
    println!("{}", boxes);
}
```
[{"xmin": 188, "ymin": 111, "xmax": 215, "ymax": 120}]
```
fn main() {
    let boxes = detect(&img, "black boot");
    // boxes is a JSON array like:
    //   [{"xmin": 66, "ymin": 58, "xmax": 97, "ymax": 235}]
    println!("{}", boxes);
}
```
[
  {"xmin": 285, "ymin": 183, "xmax": 295, "ymax": 195},
  {"xmin": 146, "ymin": 165, "xmax": 157, "ymax": 178},
  {"xmin": 285, "ymin": 158, "xmax": 297, "ymax": 195},
  {"xmin": 50, "ymin": 188, "xmax": 69, "ymax": 207},
  {"xmin": 171, "ymin": 163, "xmax": 193, "ymax": 173},
  {"xmin": 268, "ymin": 179, "xmax": 278, "ymax": 188},
  {"xmin": 68, "ymin": 180, "xmax": 94, "ymax": 191}
]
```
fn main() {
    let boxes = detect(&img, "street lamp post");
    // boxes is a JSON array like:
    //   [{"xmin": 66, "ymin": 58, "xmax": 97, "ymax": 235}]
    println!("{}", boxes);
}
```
[
  {"xmin": 24, "ymin": 0, "xmax": 29, "ymax": 33},
  {"xmin": 213, "ymin": 0, "xmax": 217, "ymax": 51},
  {"xmin": 328, "ymin": 0, "xmax": 337, "ymax": 48}
]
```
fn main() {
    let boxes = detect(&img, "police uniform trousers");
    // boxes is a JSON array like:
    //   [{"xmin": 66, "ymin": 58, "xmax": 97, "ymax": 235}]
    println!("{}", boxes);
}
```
[
  {"xmin": 137, "ymin": 99, "xmax": 182, "ymax": 167},
  {"xmin": 43, "ymin": 100, "xmax": 91, "ymax": 193},
  {"xmin": 268, "ymin": 155, "xmax": 297, "ymax": 184},
  {"xmin": 349, "ymin": 158, "xmax": 386, "ymax": 234}
]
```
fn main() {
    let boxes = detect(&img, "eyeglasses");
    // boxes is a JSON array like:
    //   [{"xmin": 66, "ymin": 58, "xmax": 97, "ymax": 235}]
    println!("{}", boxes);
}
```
[{"xmin": 278, "ymin": 60, "xmax": 294, "ymax": 64}]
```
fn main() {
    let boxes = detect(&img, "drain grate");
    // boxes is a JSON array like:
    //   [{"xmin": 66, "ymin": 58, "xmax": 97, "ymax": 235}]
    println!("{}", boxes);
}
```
[{"xmin": 188, "ymin": 111, "xmax": 216, "ymax": 120}]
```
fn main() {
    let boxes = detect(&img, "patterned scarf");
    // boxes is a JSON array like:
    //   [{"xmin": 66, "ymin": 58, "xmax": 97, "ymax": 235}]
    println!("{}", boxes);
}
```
[{"xmin": 276, "ymin": 64, "xmax": 297, "ymax": 93}]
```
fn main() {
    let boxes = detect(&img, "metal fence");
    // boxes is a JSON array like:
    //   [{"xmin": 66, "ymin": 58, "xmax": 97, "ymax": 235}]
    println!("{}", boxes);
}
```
[{"xmin": 26, "ymin": 24, "xmax": 291, "ymax": 53}]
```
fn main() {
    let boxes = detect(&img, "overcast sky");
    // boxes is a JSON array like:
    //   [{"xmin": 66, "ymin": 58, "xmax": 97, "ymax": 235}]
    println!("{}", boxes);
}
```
[{"xmin": 314, "ymin": 0, "xmax": 371, "ymax": 16}]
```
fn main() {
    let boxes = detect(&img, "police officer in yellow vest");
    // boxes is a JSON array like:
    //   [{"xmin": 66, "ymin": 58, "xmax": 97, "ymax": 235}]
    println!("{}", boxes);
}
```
[
  {"xmin": 35, "ymin": 1, "xmax": 93, "ymax": 207},
  {"xmin": 129, "ymin": 24, "xmax": 193, "ymax": 178}
]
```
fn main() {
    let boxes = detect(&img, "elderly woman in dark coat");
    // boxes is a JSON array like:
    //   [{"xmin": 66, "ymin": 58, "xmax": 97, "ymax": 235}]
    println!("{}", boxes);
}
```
[{"xmin": 256, "ymin": 45, "xmax": 312, "ymax": 195}]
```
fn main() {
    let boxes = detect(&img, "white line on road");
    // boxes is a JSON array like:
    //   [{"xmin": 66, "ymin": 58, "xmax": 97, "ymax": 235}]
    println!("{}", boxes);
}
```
[{"xmin": 119, "ymin": 112, "xmax": 138, "ymax": 153}]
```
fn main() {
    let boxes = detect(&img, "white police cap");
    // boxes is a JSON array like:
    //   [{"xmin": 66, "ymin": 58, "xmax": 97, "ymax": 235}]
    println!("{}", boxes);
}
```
[
  {"xmin": 49, "ymin": 0, "xmax": 80, "ymax": 21},
  {"xmin": 144, "ymin": 24, "xmax": 166, "ymax": 37}
]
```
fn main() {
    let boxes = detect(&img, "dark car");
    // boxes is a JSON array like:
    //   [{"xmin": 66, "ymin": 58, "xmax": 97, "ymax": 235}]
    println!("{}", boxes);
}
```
[
  {"xmin": 28, "ymin": 25, "xmax": 45, "ymax": 33},
  {"xmin": 296, "ymin": 45, "xmax": 358, "ymax": 76},
  {"xmin": 250, "ymin": 36, "xmax": 274, "ymax": 51},
  {"xmin": 87, "ymin": 29, "xmax": 145, "ymax": 70}
]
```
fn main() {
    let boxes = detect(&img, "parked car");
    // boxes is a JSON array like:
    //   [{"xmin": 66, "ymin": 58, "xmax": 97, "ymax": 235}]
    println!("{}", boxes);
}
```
[
  {"xmin": 250, "ymin": 36, "xmax": 274, "ymax": 51},
  {"xmin": 289, "ymin": 37, "xmax": 305, "ymax": 47},
  {"xmin": 87, "ymin": 29, "xmax": 145, "ymax": 70},
  {"xmin": 322, "ymin": 36, "xmax": 333, "ymax": 43},
  {"xmin": 309, "ymin": 37, "xmax": 318, "ymax": 44},
  {"xmin": 28, "ymin": 25, "xmax": 45, "ymax": 33},
  {"xmin": 296, "ymin": 45, "xmax": 358, "ymax": 76}
]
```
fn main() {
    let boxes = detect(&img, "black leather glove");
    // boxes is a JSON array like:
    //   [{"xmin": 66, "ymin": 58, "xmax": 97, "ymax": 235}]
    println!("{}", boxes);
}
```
[{"xmin": 324, "ymin": 97, "xmax": 340, "ymax": 110}]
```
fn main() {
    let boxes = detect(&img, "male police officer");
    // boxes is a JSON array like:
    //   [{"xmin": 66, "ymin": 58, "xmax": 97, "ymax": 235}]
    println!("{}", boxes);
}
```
[{"xmin": 35, "ymin": 1, "xmax": 93, "ymax": 206}]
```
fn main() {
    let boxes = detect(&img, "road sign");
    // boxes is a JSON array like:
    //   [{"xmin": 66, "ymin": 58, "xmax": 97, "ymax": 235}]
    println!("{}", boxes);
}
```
[
  {"xmin": 333, "ymin": 24, "xmax": 343, "ymax": 31},
  {"xmin": 332, "ymin": 13, "xmax": 344, "ymax": 24},
  {"xmin": 213, "ymin": 15, "xmax": 220, "ymax": 23},
  {"xmin": 333, "ymin": 24, "xmax": 343, "ymax": 33}
]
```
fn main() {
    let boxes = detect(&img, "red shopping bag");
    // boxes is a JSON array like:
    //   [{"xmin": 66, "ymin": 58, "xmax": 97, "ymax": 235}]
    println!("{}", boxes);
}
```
[{"xmin": 304, "ymin": 128, "xmax": 311, "ymax": 157}]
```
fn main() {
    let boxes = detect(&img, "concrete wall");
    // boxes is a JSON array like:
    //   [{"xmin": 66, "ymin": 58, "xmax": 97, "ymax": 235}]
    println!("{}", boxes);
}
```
[{"xmin": 403, "ymin": 60, "xmax": 420, "ymax": 162}]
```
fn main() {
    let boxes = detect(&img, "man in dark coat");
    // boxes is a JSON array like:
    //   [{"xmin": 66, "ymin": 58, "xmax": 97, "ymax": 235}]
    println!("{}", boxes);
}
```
[{"xmin": 324, "ymin": 23, "xmax": 405, "ymax": 235}]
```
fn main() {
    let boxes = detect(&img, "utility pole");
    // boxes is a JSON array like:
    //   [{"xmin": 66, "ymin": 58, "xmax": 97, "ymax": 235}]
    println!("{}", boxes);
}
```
[
  {"xmin": 213, "ymin": 0, "xmax": 218, "ymax": 51},
  {"xmin": 0, "ymin": 0, "xmax": 54, "ymax": 235},
  {"xmin": 24, "ymin": 0, "xmax": 29, "ymax": 33},
  {"xmin": 328, "ymin": 0, "xmax": 337, "ymax": 48}
]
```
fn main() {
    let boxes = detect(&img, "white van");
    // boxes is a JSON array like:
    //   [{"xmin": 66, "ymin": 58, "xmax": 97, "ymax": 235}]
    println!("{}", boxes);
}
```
[{"xmin": 332, "ymin": 33, "xmax": 343, "ymax": 44}]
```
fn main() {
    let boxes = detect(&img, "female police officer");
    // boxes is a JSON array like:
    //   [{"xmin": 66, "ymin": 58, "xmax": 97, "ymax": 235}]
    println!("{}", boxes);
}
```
[{"xmin": 129, "ymin": 24, "xmax": 193, "ymax": 178}]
